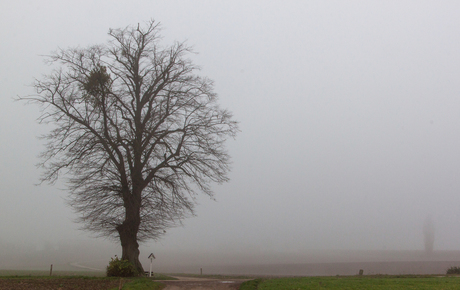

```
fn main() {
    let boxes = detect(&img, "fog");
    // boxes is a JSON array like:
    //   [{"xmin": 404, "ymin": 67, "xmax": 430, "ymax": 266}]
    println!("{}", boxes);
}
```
[{"xmin": 2, "ymin": 1, "xmax": 460, "ymax": 274}]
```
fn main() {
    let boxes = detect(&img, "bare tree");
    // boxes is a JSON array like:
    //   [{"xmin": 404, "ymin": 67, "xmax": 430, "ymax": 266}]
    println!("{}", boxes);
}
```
[{"xmin": 22, "ymin": 21, "xmax": 238, "ymax": 273}]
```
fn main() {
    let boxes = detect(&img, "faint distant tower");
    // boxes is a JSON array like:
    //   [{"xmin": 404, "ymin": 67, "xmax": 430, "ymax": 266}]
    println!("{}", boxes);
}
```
[{"xmin": 423, "ymin": 215, "xmax": 435, "ymax": 254}]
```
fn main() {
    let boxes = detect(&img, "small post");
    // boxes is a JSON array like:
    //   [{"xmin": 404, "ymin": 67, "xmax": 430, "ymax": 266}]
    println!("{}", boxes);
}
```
[
  {"xmin": 148, "ymin": 253, "xmax": 155, "ymax": 277},
  {"xmin": 359, "ymin": 269, "xmax": 363, "ymax": 276},
  {"xmin": 50, "ymin": 264, "xmax": 53, "ymax": 276},
  {"xmin": 200, "ymin": 268, "xmax": 202, "ymax": 275}
]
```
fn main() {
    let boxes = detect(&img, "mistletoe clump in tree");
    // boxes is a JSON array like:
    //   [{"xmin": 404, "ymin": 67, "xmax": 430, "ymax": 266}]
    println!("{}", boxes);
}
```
[{"xmin": 24, "ymin": 21, "xmax": 238, "ymax": 273}]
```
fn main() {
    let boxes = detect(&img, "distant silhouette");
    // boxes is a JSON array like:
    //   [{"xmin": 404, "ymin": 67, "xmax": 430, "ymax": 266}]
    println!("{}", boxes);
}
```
[{"xmin": 423, "ymin": 215, "xmax": 435, "ymax": 254}]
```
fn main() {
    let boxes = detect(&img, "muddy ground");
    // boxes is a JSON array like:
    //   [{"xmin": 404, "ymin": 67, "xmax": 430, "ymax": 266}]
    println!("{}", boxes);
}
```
[
  {"xmin": 160, "ymin": 276, "xmax": 248, "ymax": 290},
  {"xmin": 0, "ymin": 276, "xmax": 249, "ymax": 290},
  {"xmin": 0, "ymin": 277, "xmax": 122, "ymax": 290}
]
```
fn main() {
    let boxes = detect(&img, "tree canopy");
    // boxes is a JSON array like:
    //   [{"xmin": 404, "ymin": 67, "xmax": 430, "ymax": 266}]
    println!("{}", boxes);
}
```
[{"xmin": 23, "ymin": 20, "xmax": 238, "ymax": 272}]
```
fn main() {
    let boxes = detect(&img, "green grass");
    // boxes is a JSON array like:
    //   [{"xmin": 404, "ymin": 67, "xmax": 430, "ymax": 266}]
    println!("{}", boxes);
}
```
[
  {"xmin": 239, "ymin": 278, "xmax": 263, "ymax": 290},
  {"xmin": 240, "ymin": 276, "xmax": 460, "ymax": 290},
  {"xmin": 118, "ymin": 277, "xmax": 164, "ymax": 290}
]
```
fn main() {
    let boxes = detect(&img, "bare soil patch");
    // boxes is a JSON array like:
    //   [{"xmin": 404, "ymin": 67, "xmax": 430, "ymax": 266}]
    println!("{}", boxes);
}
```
[
  {"xmin": 0, "ymin": 277, "xmax": 122, "ymax": 290},
  {"xmin": 159, "ymin": 276, "xmax": 248, "ymax": 290}
]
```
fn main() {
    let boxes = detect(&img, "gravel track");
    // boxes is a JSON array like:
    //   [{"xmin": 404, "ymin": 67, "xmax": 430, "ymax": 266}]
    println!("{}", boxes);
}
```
[{"xmin": 159, "ymin": 276, "xmax": 248, "ymax": 290}]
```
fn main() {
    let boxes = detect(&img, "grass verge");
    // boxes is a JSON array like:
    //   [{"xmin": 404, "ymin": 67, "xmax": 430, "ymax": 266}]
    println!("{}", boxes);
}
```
[
  {"xmin": 244, "ymin": 275, "xmax": 460, "ymax": 290},
  {"xmin": 239, "ymin": 278, "xmax": 263, "ymax": 290},
  {"xmin": 118, "ymin": 278, "xmax": 164, "ymax": 290}
]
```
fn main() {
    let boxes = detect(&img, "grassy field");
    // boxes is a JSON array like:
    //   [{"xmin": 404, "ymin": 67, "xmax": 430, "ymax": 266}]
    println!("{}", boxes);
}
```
[
  {"xmin": 240, "ymin": 275, "xmax": 460, "ymax": 290},
  {"xmin": 116, "ymin": 278, "xmax": 164, "ymax": 290},
  {"xmin": 5, "ymin": 271, "xmax": 460, "ymax": 289}
]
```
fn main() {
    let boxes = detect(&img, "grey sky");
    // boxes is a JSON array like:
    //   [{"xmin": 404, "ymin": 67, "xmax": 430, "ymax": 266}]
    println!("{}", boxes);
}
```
[{"xmin": 2, "ymin": 0, "xmax": 460, "ymax": 270}]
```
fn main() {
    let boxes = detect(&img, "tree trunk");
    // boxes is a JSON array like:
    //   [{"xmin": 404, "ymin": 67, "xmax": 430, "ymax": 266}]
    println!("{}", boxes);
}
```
[
  {"xmin": 117, "ymin": 190, "xmax": 144, "ymax": 275},
  {"xmin": 118, "ymin": 223, "xmax": 144, "ymax": 274}
]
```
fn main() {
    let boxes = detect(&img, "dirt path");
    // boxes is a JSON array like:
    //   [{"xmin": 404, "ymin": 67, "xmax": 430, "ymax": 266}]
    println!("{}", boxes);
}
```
[{"xmin": 158, "ymin": 276, "xmax": 249, "ymax": 290}]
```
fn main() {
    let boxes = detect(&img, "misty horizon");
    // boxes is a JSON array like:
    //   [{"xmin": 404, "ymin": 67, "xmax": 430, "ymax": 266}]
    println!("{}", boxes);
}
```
[{"xmin": 2, "ymin": 0, "xmax": 460, "ymax": 276}]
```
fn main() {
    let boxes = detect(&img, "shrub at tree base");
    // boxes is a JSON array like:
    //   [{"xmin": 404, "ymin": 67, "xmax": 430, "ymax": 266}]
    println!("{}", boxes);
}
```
[
  {"xmin": 239, "ymin": 278, "xmax": 263, "ymax": 290},
  {"xmin": 446, "ymin": 266, "xmax": 460, "ymax": 274},
  {"xmin": 107, "ymin": 256, "xmax": 138, "ymax": 277}
]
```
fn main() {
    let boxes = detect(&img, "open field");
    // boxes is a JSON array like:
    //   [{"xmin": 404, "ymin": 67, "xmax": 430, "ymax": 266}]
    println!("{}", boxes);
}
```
[
  {"xmin": 0, "ymin": 270, "xmax": 173, "ymax": 279},
  {"xmin": 161, "ymin": 260, "xmax": 460, "ymax": 277},
  {"xmin": 240, "ymin": 276, "xmax": 460, "ymax": 290},
  {"xmin": 0, "ymin": 275, "xmax": 166, "ymax": 290},
  {"xmin": 2, "ymin": 274, "xmax": 460, "ymax": 290},
  {"xmin": 2, "ymin": 273, "xmax": 460, "ymax": 289},
  {"xmin": 0, "ymin": 269, "xmax": 106, "ymax": 277},
  {"xmin": 5, "ymin": 259, "xmax": 460, "ymax": 278},
  {"xmin": 0, "ymin": 276, "xmax": 123, "ymax": 290}
]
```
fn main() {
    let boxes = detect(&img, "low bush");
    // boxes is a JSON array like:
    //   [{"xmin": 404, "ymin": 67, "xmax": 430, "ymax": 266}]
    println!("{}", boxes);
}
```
[
  {"xmin": 239, "ymin": 278, "xmax": 263, "ymax": 290},
  {"xmin": 446, "ymin": 266, "xmax": 460, "ymax": 275},
  {"xmin": 106, "ymin": 256, "xmax": 138, "ymax": 277},
  {"xmin": 121, "ymin": 278, "xmax": 164, "ymax": 290}
]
